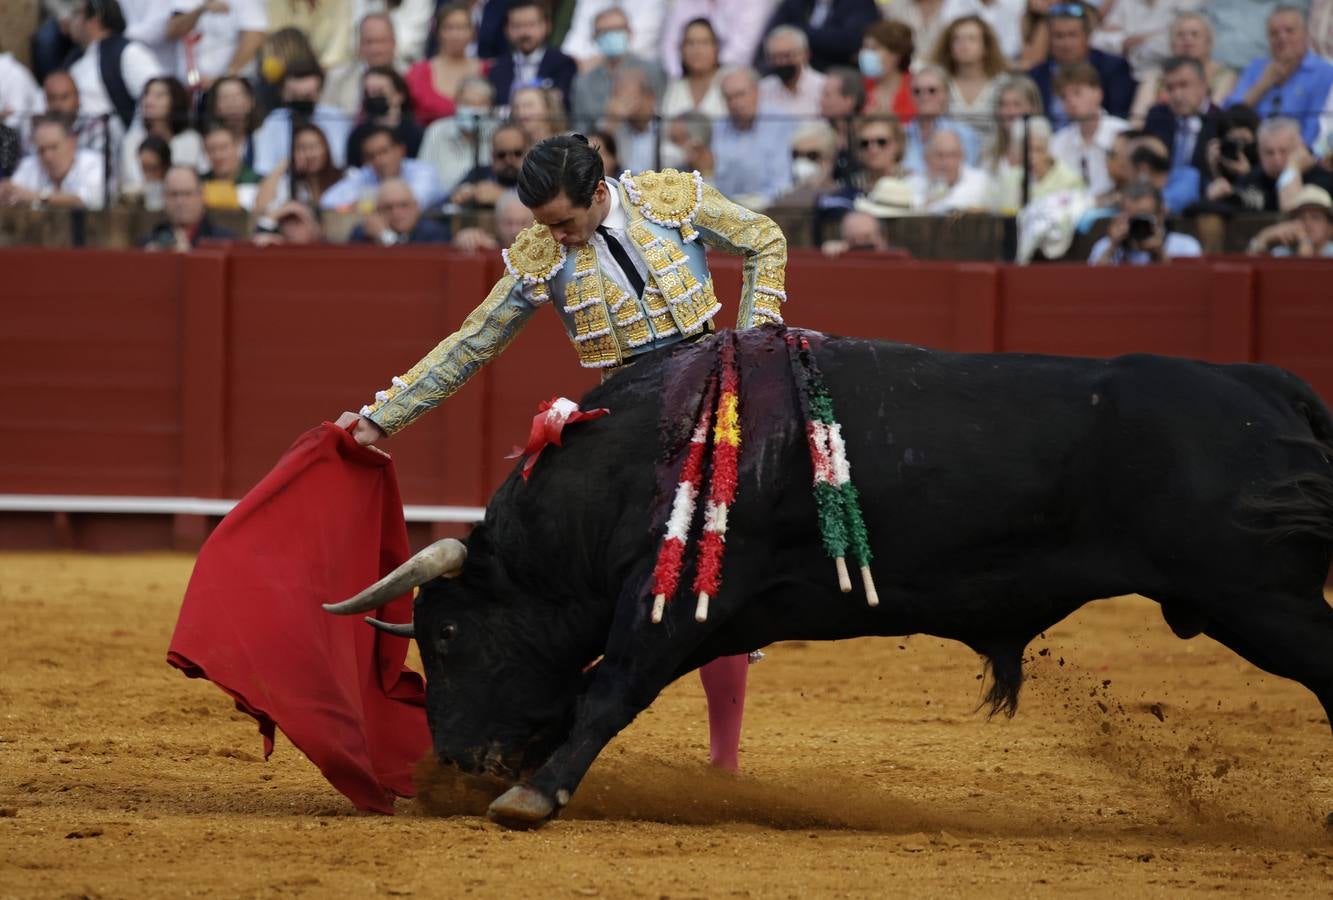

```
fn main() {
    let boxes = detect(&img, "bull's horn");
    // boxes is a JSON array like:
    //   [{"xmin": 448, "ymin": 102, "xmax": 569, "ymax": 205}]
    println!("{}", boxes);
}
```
[
  {"xmin": 365, "ymin": 617, "xmax": 416, "ymax": 638},
  {"xmin": 322, "ymin": 538, "xmax": 467, "ymax": 615}
]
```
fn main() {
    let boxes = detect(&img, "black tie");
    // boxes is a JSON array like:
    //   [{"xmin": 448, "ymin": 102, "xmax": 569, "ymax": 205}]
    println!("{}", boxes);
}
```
[{"xmin": 596, "ymin": 225, "xmax": 646, "ymax": 298}]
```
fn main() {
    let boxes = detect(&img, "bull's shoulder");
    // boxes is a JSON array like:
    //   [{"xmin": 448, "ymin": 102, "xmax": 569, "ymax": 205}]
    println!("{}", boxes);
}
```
[{"xmin": 502, "ymin": 224, "xmax": 565, "ymax": 286}]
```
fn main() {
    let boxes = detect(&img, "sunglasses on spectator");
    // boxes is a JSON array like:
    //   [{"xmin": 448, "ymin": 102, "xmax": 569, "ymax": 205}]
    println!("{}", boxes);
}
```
[
  {"xmin": 494, "ymin": 148, "xmax": 526, "ymax": 160},
  {"xmin": 791, "ymin": 149, "xmax": 823, "ymax": 161},
  {"xmin": 1048, "ymin": 3, "xmax": 1087, "ymax": 16},
  {"xmin": 859, "ymin": 137, "xmax": 893, "ymax": 149}
]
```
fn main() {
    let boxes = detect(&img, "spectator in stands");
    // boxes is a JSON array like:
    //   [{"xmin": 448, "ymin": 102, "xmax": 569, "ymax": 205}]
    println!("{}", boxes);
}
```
[
  {"xmin": 1090, "ymin": 0, "xmax": 1198, "ymax": 83},
  {"xmin": 938, "ymin": 0, "xmax": 1027, "ymax": 60},
  {"xmin": 1028, "ymin": 3, "xmax": 1136, "ymax": 127},
  {"xmin": 452, "ymin": 188, "xmax": 535, "ymax": 251},
  {"xmin": 140, "ymin": 165, "xmax": 235, "ymax": 249},
  {"xmin": 819, "ymin": 67, "xmax": 863, "ymax": 183},
  {"xmin": 908, "ymin": 126, "xmax": 995, "ymax": 212},
  {"xmin": 117, "ymin": 0, "xmax": 178, "ymax": 76},
  {"xmin": 659, "ymin": 1, "xmax": 775, "ymax": 79},
  {"xmin": 883, "ymin": 0, "xmax": 952, "ymax": 73},
  {"xmin": 33, "ymin": 2, "xmax": 78, "ymax": 82},
  {"xmin": 1227, "ymin": 6, "xmax": 1333, "ymax": 148},
  {"xmin": 120, "ymin": 76, "xmax": 203, "ymax": 198},
  {"xmin": 821, "ymin": 209, "xmax": 893, "ymax": 256},
  {"xmin": 256, "ymin": 25, "xmax": 322, "ymax": 112},
  {"xmin": 712, "ymin": 66, "xmax": 794, "ymax": 209},
  {"xmin": 992, "ymin": 115, "xmax": 1086, "ymax": 210},
  {"xmin": 1, "ymin": 115, "xmax": 105, "ymax": 210},
  {"xmin": 488, "ymin": 0, "xmax": 577, "ymax": 111},
  {"xmin": 202, "ymin": 120, "xmax": 261, "ymax": 211},
  {"xmin": 252, "ymin": 122, "xmax": 345, "ymax": 213},
  {"xmin": 405, "ymin": 4, "xmax": 482, "ymax": 126},
  {"xmin": 772, "ymin": 121, "xmax": 841, "ymax": 241},
  {"xmin": 252, "ymin": 64, "xmax": 352, "ymax": 175},
  {"xmin": 850, "ymin": 114, "xmax": 910, "ymax": 194},
  {"xmin": 764, "ymin": 0, "xmax": 878, "ymax": 71},
  {"xmin": 449, "ymin": 122, "xmax": 528, "ymax": 207},
  {"xmin": 661, "ymin": 18, "xmax": 727, "ymax": 120},
  {"xmin": 1144, "ymin": 57, "xmax": 1222, "ymax": 195},
  {"xmin": 1128, "ymin": 12, "xmax": 1237, "ymax": 122},
  {"xmin": 419, "ymin": 76, "xmax": 498, "ymax": 197},
  {"xmin": 985, "ymin": 73, "xmax": 1044, "ymax": 172},
  {"xmin": 1098, "ymin": 128, "xmax": 1143, "ymax": 205},
  {"xmin": 1247, "ymin": 184, "xmax": 1333, "ymax": 255},
  {"xmin": 322, "ymin": 125, "xmax": 444, "ymax": 211},
  {"xmin": 264, "ymin": 0, "xmax": 353, "ymax": 72},
  {"xmin": 591, "ymin": 129, "xmax": 620, "ymax": 175},
  {"xmin": 133, "ymin": 133, "xmax": 170, "ymax": 208},
  {"xmin": 349, "ymin": 178, "xmax": 452, "ymax": 245},
  {"xmin": 1196, "ymin": 105, "xmax": 1260, "ymax": 207},
  {"xmin": 1203, "ymin": 114, "xmax": 1297, "ymax": 213},
  {"xmin": 901, "ymin": 65, "xmax": 983, "ymax": 174},
  {"xmin": 323, "ymin": 13, "xmax": 398, "ymax": 118},
  {"xmin": 41, "ymin": 70, "xmax": 113, "ymax": 156},
  {"xmin": 1208, "ymin": 0, "xmax": 1300, "ymax": 73},
  {"xmin": 860, "ymin": 20, "xmax": 917, "ymax": 120},
  {"xmin": 0, "ymin": 45, "xmax": 43, "ymax": 131},
  {"xmin": 252, "ymin": 199, "xmax": 325, "ymax": 246},
  {"xmin": 601, "ymin": 68, "xmax": 660, "ymax": 173},
  {"xmin": 1088, "ymin": 180, "xmax": 1201, "ymax": 263},
  {"xmin": 562, "ymin": 0, "xmax": 669, "ymax": 66},
  {"xmin": 1049, "ymin": 63, "xmax": 1129, "ymax": 199},
  {"xmin": 166, "ymin": 0, "xmax": 266, "ymax": 87},
  {"xmin": 665, "ymin": 111, "xmax": 715, "ymax": 178},
  {"xmin": 511, "ymin": 85, "xmax": 567, "ymax": 144},
  {"xmin": 1278, "ymin": 131, "xmax": 1333, "ymax": 208},
  {"xmin": 203, "ymin": 75, "xmax": 259, "ymax": 169},
  {"xmin": 572, "ymin": 6, "xmax": 666, "ymax": 133},
  {"xmin": 346, "ymin": 66, "xmax": 423, "ymax": 168},
  {"xmin": 757, "ymin": 26, "xmax": 827, "ymax": 120},
  {"xmin": 931, "ymin": 15, "xmax": 1010, "ymax": 139}
]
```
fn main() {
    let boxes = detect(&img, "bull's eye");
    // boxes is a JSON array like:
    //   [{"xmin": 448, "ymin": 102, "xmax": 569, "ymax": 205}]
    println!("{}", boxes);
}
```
[{"xmin": 440, "ymin": 622, "xmax": 458, "ymax": 640}]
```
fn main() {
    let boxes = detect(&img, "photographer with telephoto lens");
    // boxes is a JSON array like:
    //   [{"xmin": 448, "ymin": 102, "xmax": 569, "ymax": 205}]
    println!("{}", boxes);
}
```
[{"xmin": 1088, "ymin": 179, "xmax": 1202, "ymax": 264}]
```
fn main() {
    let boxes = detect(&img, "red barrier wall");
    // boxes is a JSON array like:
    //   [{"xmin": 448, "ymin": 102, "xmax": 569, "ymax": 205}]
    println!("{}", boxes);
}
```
[{"xmin": 3, "ymin": 247, "xmax": 1331, "ymax": 548}]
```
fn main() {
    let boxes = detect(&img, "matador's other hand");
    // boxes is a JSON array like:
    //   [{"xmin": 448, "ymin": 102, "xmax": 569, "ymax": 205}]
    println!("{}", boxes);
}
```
[{"xmin": 335, "ymin": 411, "xmax": 388, "ymax": 454}]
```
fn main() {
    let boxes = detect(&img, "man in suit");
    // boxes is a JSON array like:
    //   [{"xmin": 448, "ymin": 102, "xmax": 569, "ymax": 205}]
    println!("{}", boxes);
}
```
[
  {"xmin": 487, "ymin": 0, "xmax": 577, "ymax": 111},
  {"xmin": 139, "ymin": 166, "xmax": 237, "ymax": 251},
  {"xmin": 1144, "ymin": 56, "xmax": 1224, "ymax": 209},
  {"xmin": 1028, "ymin": 2, "xmax": 1136, "ymax": 127}
]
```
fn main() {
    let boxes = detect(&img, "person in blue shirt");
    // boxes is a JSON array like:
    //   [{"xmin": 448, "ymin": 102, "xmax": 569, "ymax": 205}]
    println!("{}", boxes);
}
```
[
  {"xmin": 711, "ymin": 66, "xmax": 796, "ymax": 207},
  {"xmin": 251, "ymin": 65, "xmax": 352, "ymax": 176},
  {"xmin": 319, "ymin": 125, "xmax": 444, "ymax": 211},
  {"xmin": 1226, "ymin": 5, "xmax": 1333, "ymax": 148}
]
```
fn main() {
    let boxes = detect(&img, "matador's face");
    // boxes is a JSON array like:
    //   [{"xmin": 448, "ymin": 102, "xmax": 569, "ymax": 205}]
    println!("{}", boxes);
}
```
[{"xmin": 530, "ymin": 180, "xmax": 611, "ymax": 248}]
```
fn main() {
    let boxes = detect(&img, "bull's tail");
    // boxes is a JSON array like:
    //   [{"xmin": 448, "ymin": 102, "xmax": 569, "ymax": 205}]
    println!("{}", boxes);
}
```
[{"xmin": 1238, "ymin": 374, "xmax": 1333, "ymax": 545}]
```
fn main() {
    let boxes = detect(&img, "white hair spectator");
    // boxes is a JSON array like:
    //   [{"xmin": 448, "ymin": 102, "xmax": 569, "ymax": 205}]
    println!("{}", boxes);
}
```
[
  {"xmin": 1257, "ymin": 117, "xmax": 1302, "ymax": 142},
  {"xmin": 765, "ymin": 25, "xmax": 810, "ymax": 53},
  {"xmin": 791, "ymin": 121, "xmax": 838, "ymax": 158}
]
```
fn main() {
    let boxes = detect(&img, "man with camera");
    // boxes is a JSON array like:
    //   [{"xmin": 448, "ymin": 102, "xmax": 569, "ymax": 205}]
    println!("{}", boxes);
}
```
[{"xmin": 1088, "ymin": 180, "xmax": 1202, "ymax": 264}]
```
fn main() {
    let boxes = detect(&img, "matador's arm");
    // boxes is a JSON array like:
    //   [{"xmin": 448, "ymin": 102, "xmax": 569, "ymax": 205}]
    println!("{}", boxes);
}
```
[
  {"xmin": 690, "ymin": 183, "xmax": 788, "ymax": 329},
  {"xmin": 359, "ymin": 274, "xmax": 538, "ymax": 436}
]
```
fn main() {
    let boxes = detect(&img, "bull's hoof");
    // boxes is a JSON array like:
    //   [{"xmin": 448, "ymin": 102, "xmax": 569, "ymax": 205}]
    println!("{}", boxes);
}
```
[{"xmin": 487, "ymin": 784, "xmax": 555, "ymax": 829}]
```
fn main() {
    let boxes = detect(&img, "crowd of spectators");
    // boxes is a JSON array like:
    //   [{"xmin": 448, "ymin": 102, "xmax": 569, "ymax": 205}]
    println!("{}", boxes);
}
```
[{"xmin": 1, "ymin": 0, "xmax": 1333, "ymax": 262}]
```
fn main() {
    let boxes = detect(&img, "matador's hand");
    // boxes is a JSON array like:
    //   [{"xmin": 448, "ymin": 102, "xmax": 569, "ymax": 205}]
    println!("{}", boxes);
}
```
[{"xmin": 335, "ymin": 411, "xmax": 388, "ymax": 454}]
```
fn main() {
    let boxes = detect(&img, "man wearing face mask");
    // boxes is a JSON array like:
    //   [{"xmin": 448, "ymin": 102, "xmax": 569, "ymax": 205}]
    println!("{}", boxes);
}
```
[
  {"xmin": 570, "ymin": 6, "xmax": 666, "ymax": 133},
  {"xmin": 252, "ymin": 64, "xmax": 353, "ymax": 175},
  {"xmin": 772, "ymin": 121, "xmax": 840, "ymax": 238},
  {"xmin": 334, "ymin": 133, "xmax": 788, "ymax": 775},
  {"xmin": 757, "ymin": 26, "xmax": 827, "ymax": 119},
  {"xmin": 419, "ymin": 76, "xmax": 499, "ymax": 196}
]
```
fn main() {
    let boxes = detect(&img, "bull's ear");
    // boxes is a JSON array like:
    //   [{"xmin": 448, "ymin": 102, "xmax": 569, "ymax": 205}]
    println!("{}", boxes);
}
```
[
  {"xmin": 365, "ymin": 617, "xmax": 415, "ymax": 638},
  {"xmin": 323, "ymin": 539, "xmax": 468, "ymax": 615}
]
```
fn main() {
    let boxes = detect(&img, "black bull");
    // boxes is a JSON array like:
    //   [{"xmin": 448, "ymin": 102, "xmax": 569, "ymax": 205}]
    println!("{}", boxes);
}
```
[{"xmin": 329, "ymin": 329, "xmax": 1333, "ymax": 828}]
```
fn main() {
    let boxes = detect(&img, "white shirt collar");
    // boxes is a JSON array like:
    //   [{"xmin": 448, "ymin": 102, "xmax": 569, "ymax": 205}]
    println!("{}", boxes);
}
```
[{"xmin": 601, "ymin": 177, "xmax": 627, "ymax": 232}]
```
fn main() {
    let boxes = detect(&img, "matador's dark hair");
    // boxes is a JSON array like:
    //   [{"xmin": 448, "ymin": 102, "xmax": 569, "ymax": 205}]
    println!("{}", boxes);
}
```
[{"xmin": 516, "ymin": 133, "xmax": 604, "ymax": 209}]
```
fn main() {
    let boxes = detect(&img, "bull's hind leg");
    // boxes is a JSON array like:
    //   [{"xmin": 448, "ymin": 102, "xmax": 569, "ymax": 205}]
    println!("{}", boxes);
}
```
[
  {"xmin": 1200, "ymin": 591, "xmax": 1333, "ymax": 735},
  {"xmin": 700, "ymin": 654, "xmax": 748, "ymax": 771}
]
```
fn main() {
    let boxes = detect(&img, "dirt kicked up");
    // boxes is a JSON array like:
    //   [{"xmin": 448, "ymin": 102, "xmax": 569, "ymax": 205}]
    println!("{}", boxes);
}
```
[{"xmin": 1, "ymin": 553, "xmax": 1331, "ymax": 899}]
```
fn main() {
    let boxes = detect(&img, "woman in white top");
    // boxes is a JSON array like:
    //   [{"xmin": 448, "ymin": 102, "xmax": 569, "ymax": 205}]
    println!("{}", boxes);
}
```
[
  {"xmin": 660, "ymin": 17, "xmax": 727, "ymax": 121},
  {"xmin": 120, "ymin": 76, "xmax": 204, "ymax": 198},
  {"xmin": 931, "ymin": 15, "xmax": 1010, "ymax": 141}
]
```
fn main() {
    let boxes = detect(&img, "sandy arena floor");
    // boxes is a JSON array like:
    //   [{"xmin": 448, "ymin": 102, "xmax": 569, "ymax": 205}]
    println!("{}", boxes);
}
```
[{"xmin": 1, "ymin": 553, "xmax": 1331, "ymax": 898}]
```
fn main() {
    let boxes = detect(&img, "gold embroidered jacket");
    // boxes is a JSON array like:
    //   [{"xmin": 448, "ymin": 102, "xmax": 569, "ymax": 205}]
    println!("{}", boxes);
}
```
[{"xmin": 361, "ymin": 169, "xmax": 787, "ymax": 436}]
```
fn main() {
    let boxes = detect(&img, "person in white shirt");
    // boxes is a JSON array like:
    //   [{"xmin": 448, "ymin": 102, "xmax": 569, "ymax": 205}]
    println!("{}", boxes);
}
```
[
  {"xmin": 1048, "ymin": 62, "xmax": 1129, "ymax": 199},
  {"xmin": 0, "ymin": 52, "xmax": 43, "ymax": 131},
  {"xmin": 167, "ymin": 0, "xmax": 267, "ymax": 88},
  {"xmin": 1, "ymin": 116, "xmax": 107, "ymax": 210},
  {"xmin": 908, "ymin": 127, "xmax": 995, "ymax": 213},
  {"xmin": 562, "ymin": 0, "xmax": 668, "ymax": 65},
  {"xmin": 660, "ymin": 17, "xmax": 728, "ymax": 120},
  {"xmin": 68, "ymin": 0, "xmax": 163, "ymax": 131},
  {"xmin": 320, "ymin": 125, "xmax": 444, "ymax": 211},
  {"xmin": 323, "ymin": 13, "xmax": 399, "ymax": 117},
  {"xmin": 119, "ymin": 0, "xmax": 179, "ymax": 73},
  {"xmin": 1089, "ymin": 180, "xmax": 1202, "ymax": 263},
  {"xmin": 119, "ymin": 75, "xmax": 206, "ymax": 196},
  {"xmin": 352, "ymin": 0, "xmax": 435, "ymax": 67},
  {"xmin": 419, "ymin": 76, "xmax": 499, "ymax": 197},
  {"xmin": 756, "ymin": 25, "xmax": 826, "ymax": 121}
]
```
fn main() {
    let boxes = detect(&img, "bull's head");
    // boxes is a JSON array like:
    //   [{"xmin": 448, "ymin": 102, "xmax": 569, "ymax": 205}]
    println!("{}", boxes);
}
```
[{"xmin": 323, "ymin": 536, "xmax": 591, "ymax": 785}]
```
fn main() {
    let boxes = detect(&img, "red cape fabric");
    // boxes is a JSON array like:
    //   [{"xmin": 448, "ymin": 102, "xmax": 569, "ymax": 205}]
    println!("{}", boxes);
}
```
[{"xmin": 167, "ymin": 422, "xmax": 431, "ymax": 814}]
